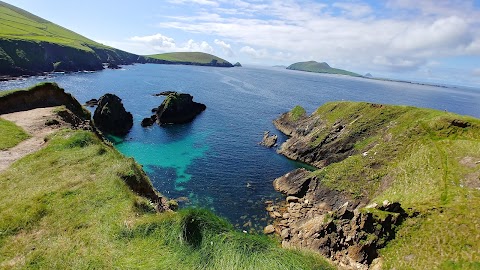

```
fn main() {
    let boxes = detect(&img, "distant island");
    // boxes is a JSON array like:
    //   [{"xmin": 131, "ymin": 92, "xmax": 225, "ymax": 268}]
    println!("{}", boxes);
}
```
[
  {"xmin": 0, "ymin": 1, "xmax": 232, "ymax": 79},
  {"xmin": 148, "ymin": 52, "xmax": 233, "ymax": 68},
  {"xmin": 233, "ymin": 62, "xmax": 242, "ymax": 67},
  {"xmin": 286, "ymin": 61, "xmax": 360, "ymax": 77}
]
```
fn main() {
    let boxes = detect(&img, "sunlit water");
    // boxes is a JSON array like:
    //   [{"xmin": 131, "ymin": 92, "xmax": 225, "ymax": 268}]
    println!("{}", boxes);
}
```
[{"xmin": 2, "ymin": 64, "xmax": 479, "ymax": 231}]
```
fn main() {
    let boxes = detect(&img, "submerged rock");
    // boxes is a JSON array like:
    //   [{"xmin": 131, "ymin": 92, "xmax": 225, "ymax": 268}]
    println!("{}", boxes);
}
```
[
  {"xmin": 259, "ymin": 131, "xmax": 277, "ymax": 148},
  {"xmin": 93, "ymin": 93, "xmax": 133, "ymax": 136},
  {"xmin": 141, "ymin": 115, "xmax": 157, "ymax": 127},
  {"xmin": 155, "ymin": 93, "xmax": 206, "ymax": 124}
]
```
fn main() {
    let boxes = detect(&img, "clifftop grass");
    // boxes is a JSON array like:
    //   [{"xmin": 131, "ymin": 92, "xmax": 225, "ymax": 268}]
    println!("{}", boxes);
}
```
[
  {"xmin": 282, "ymin": 101, "xmax": 480, "ymax": 269},
  {"xmin": 0, "ymin": 1, "xmax": 108, "ymax": 51},
  {"xmin": 0, "ymin": 118, "xmax": 29, "ymax": 150},
  {"xmin": 0, "ymin": 127, "xmax": 332, "ymax": 269}
]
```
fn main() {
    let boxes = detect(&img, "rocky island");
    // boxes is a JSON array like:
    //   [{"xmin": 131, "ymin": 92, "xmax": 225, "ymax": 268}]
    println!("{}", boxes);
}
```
[
  {"xmin": 142, "ymin": 92, "xmax": 206, "ymax": 127},
  {"xmin": 267, "ymin": 101, "xmax": 480, "ymax": 269},
  {"xmin": 93, "ymin": 94, "xmax": 133, "ymax": 136},
  {"xmin": 287, "ymin": 61, "xmax": 360, "ymax": 77}
]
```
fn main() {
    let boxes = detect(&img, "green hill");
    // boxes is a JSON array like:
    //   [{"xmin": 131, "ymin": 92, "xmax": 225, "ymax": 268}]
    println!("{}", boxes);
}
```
[
  {"xmin": 286, "ymin": 61, "xmax": 360, "ymax": 77},
  {"xmin": 148, "ymin": 52, "xmax": 233, "ymax": 67},
  {"xmin": 274, "ymin": 101, "xmax": 480, "ymax": 269},
  {"xmin": 0, "ymin": 1, "xmax": 151, "ymax": 77}
]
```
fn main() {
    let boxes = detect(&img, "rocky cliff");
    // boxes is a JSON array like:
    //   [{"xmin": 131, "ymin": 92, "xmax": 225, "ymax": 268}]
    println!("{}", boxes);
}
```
[
  {"xmin": 270, "ymin": 101, "xmax": 480, "ymax": 269},
  {"xmin": 155, "ymin": 92, "xmax": 206, "ymax": 125}
]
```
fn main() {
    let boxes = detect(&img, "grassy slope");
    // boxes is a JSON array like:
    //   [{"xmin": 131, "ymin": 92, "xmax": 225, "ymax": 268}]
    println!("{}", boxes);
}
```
[
  {"xmin": 287, "ymin": 61, "xmax": 361, "ymax": 77},
  {"xmin": 294, "ymin": 102, "xmax": 480, "ymax": 269},
  {"xmin": 0, "ymin": 127, "xmax": 332, "ymax": 269},
  {"xmin": 0, "ymin": 118, "xmax": 29, "ymax": 150},
  {"xmin": 0, "ymin": 1, "xmax": 108, "ymax": 51},
  {"xmin": 148, "ymin": 52, "xmax": 230, "ymax": 64}
]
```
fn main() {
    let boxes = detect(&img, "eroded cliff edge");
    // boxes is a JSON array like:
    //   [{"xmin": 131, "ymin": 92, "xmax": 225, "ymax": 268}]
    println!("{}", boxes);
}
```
[{"xmin": 270, "ymin": 102, "xmax": 480, "ymax": 269}]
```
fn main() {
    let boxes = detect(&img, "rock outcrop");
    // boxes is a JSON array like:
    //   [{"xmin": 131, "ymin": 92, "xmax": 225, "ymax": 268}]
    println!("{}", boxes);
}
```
[
  {"xmin": 155, "ymin": 93, "xmax": 206, "ymax": 125},
  {"xmin": 0, "ymin": 82, "xmax": 89, "ymax": 120},
  {"xmin": 234, "ymin": 62, "xmax": 242, "ymax": 67},
  {"xmin": 259, "ymin": 131, "xmax": 278, "ymax": 148},
  {"xmin": 93, "ymin": 94, "xmax": 133, "ymax": 136}
]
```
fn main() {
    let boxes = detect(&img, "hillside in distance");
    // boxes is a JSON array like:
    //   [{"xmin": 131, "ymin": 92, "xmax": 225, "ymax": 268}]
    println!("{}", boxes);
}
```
[
  {"xmin": 0, "ymin": 1, "xmax": 157, "ymax": 76},
  {"xmin": 148, "ymin": 52, "xmax": 233, "ymax": 67},
  {"xmin": 287, "ymin": 61, "xmax": 360, "ymax": 77}
]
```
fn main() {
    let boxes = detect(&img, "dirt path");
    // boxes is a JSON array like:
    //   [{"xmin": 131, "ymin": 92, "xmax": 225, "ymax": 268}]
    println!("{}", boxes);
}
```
[{"xmin": 0, "ymin": 107, "xmax": 61, "ymax": 172}]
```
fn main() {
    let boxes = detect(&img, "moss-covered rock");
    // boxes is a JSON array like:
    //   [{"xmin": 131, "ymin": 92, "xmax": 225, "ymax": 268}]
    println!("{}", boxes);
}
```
[
  {"xmin": 93, "ymin": 94, "xmax": 133, "ymax": 136},
  {"xmin": 155, "ymin": 93, "xmax": 206, "ymax": 124}
]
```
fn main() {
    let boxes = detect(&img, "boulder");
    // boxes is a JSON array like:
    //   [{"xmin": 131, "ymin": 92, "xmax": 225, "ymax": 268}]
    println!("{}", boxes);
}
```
[
  {"xmin": 264, "ymin": 225, "xmax": 275, "ymax": 234},
  {"xmin": 85, "ymin": 98, "xmax": 98, "ymax": 107},
  {"xmin": 141, "ymin": 115, "xmax": 157, "ymax": 127},
  {"xmin": 155, "ymin": 93, "xmax": 206, "ymax": 124},
  {"xmin": 93, "ymin": 93, "xmax": 133, "ymax": 136},
  {"xmin": 259, "ymin": 131, "xmax": 278, "ymax": 148},
  {"xmin": 273, "ymin": 168, "xmax": 311, "ymax": 197}
]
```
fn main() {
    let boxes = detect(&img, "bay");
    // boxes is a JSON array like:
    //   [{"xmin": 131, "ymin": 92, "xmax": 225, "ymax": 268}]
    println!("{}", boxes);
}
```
[{"xmin": 1, "ymin": 64, "xmax": 479, "ymax": 231}]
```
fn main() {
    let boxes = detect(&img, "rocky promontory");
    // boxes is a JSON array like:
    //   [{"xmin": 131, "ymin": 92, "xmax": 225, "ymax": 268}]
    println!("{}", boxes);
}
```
[
  {"xmin": 93, "ymin": 94, "xmax": 133, "ymax": 136},
  {"xmin": 269, "ymin": 101, "xmax": 480, "ymax": 269}
]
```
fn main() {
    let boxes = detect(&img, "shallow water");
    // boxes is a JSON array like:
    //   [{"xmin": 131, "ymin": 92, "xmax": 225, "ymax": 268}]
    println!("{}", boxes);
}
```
[{"xmin": 1, "ymin": 64, "xmax": 479, "ymax": 231}]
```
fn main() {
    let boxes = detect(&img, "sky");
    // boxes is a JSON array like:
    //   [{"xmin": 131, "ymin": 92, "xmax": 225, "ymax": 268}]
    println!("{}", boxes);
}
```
[{"xmin": 5, "ymin": 0, "xmax": 480, "ymax": 87}]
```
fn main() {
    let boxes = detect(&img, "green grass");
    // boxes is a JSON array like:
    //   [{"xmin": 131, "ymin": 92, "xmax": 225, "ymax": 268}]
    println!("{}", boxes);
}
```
[
  {"xmin": 148, "ymin": 52, "xmax": 230, "ymax": 64},
  {"xmin": 289, "ymin": 105, "xmax": 306, "ymax": 121},
  {"xmin": 287, "ymin": 61, "xmax": 360, "ymax": 77},
  {"xmin": 0, "ymin": 1, "xmax": 109, "ymax": 51},
  {"xmin": 0, "ymin": 128, "xmax": 332, "ymax": 269},
  {"xmin": 284, "ymin": 101, "xmax": 480, "ymax": 269},
  {"xmin": 0, "ymin": 118, "xmax": 29, "ymax": 150}
]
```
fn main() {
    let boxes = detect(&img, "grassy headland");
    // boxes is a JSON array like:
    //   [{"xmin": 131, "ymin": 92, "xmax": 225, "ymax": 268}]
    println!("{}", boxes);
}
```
[
  {"xmin": 286, "ymin": 61, "xmax": 361, "ymax": 77},
  {"xmin": 275, "ymin": 101, "xmax": 480, "ymax": 269},
  {"xmin": 148, "ymin": 52, "xmax": 233, "ymax": 67}
]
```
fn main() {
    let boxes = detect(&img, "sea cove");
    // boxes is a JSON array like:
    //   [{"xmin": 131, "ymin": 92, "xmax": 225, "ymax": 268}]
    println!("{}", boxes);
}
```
[{"xmin": 1, "ymin": 64, "xmax": 479, "ymax": 231}]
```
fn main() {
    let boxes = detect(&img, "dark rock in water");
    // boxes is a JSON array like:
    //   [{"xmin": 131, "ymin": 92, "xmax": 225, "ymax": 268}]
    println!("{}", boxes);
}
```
[
  {"xmin": 151, "ymin": 107, "xmax": 158, "ymax": 113},
  {"xmin": 364, "ymin": 73, "xmax": 373, "ymax": 78},
  {"xmin": 93, "ymin": 93, "xmax": 133, "ymax": 135},
  {"xmin": 85, "ymin": 98, "xmax": 98, "ymax": 107},
  {"xmin": 234, "ymin": 62, "xmax": 242, "ymax": 67},
  {"xmin": 155, "ymin": 93, "xmax": 206, "ymax": 124},
  {"xmin": 153, "ymin": 91, "xmax": 177, "ymax": 96},
  {"xmin": 260, "ymin": 131, "xmax": 277, "ymax": 148},
  {"xmin": 107, "ymin": 62, "xmax": 121, "ymax": 69},
  {"xmin": 141, "ymin": 115, "xmax": 157, "ymax": 127}
]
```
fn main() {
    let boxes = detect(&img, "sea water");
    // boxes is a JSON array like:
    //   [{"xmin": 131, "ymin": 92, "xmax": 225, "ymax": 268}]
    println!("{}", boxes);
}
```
[{"xmin": 1, "ymin": 64, "xmax": 479, "ymax": 231}]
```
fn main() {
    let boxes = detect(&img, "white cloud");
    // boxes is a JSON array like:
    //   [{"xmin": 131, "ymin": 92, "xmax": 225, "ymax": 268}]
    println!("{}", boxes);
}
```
[
  {"xmin": 129, "ymin": 33, "xmax": 214, "ymax": 54},
  {"xmin": 473, "ymin": 68, "xmax": 480, "ymax": 76},
  {"xmin": 214, "ymin": 39, "xmax": 234, "ymax": 57},
  {"xmin": 240, "ymin": 46, "xmax": 268, "ymax": 59}
]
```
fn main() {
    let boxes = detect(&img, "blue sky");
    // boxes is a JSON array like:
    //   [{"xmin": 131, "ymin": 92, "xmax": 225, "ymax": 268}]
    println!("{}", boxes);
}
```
[{"xmin": 6, "ymin": 0, "xmax": 480, "ymax": 87}]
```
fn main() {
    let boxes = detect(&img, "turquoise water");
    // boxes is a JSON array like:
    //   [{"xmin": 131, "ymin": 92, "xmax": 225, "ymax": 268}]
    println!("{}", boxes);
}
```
[{"xmin": 1, "ymin": 64, "xmax": 479, "ymax": 231}]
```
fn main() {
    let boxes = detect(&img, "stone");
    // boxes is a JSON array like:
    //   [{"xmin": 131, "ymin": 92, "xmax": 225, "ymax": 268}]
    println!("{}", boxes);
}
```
[
  {"xmin": 273, "ymin": 211, "xmax": 282, "ymax": 218},
  {"xmin": 281, "ymin": 228, "xmax": 290, "ymax": 239},
  {"xmin": 286, "ymin": 196, "xmax": 300, "ymax": 203},
  {"xmin": 153, "ymin": 91, "xmax": 177, "ymax": 96},
  {"xmin": 259, "ymin": 131, "xmax": 278, "ymax": 148},
  {"xmin": 93, "ymin": 93, "xmax": 133, "ymax": 136},
  {"xmin": 264, "ymin": 225, "xmax": 275, "ymax": 234},
  {"xmin": 141, "ymin": 115, "xmax": 157, "ymax": 127},
  {"xmin": 273, "ymin": 168, "xmax": 311, "ymax": 196},
  {"xmin": 85, "ymin": 98, "xmax": 98, "ymax": 107}
]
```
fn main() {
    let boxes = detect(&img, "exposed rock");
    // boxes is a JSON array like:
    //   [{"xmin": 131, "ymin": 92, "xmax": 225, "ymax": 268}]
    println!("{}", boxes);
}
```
[
  {"xmin": 85, "ymin": 98, "xmax": 98, "ymax": 107},
  {"xmin": 107, "ymin": 62, "xmax": 121, "ymax": 69},
  {"xmin": 264, "ymin": 225, "xmax": 275, "ymax": 234},
  {"xmin": 153, "ymin": 91, "xmax": 177, "ymax": 97},
  {"xmin": 141, "ymin": 115, "xmax": 157, "ymax": 127},
  {"xmin": 286, "ymin": 196, "xmax": 300, "ymax": 203},
  {"xmin": 273, "ymin": 168, "xmax": 311, "ymax": 197},
  {"xmin": 260, "ymin": 131, "xmax": 278, "ymax": 148},
  {"xmin": 155, "ymin": 93, "xmax": 206, "ymax": 124},
  {"xmin": 93, "ymin": 94, "xmax": 133, "ymax": 136},
  {"xmin": 234, "ymin": 62, "xmax": 242, "ymax": 67}
]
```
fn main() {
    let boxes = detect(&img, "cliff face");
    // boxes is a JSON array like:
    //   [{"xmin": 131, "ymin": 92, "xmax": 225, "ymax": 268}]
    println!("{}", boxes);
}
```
[
  {"xmin": 0, "ymin": 39, "xmax": 147, "ymax": 76},
  {"xmin": 271, "ymin": 102, "xmax": 480, "ymax": 269}
]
